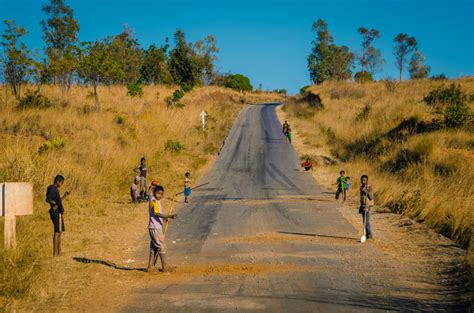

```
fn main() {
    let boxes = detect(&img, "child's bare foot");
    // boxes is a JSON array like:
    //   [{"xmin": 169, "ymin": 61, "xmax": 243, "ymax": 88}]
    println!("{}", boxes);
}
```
[{"xmin": 146, "ymin": 266, "xmax": 155, "ymax": 272}]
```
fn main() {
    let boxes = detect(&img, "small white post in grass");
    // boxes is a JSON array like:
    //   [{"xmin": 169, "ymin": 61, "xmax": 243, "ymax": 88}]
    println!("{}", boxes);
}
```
[
  {"xmin": 1, "ymin": 183, "xmax": 33, "ymax": 249},
  {"xmin": 200, "ymin": 110, "xmax": 207, "ymax": 130}
]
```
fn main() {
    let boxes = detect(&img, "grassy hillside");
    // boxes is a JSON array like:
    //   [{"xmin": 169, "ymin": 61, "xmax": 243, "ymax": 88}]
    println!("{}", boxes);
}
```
[
  {"xmin": 283, "ymin": 78, "xmax": 473, "ymax": 264},
  {"xmin": 0, "ymin": 84, "xmax": 281, "ymax": 309}
]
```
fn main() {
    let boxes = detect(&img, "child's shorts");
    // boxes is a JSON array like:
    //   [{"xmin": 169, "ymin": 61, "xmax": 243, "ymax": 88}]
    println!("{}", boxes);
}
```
[
  {"xmin": 149, "ymin": 228, "xmax": 166, "ymax": 254},
  {"xmin": 49, "ymin": 208, "xmax": 65, "ymax": 233},
  {"xmin": 184, "ymin": 187, "xmax": 191, "ymax": 197}
]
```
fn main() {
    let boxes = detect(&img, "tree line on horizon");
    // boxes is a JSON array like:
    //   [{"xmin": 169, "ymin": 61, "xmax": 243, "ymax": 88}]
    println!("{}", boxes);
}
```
[
  {"xmin": 307, "ymin": 18, "xmax": 436, "ymax": 85},
  {"xmin": 1, "ymin": 0, "xmax": 255, "ymax": 103}
]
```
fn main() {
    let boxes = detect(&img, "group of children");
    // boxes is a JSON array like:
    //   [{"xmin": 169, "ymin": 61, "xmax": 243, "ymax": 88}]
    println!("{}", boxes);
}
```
[
  {"xmin": 130, "ymin": 157, "xmax": 192, "ymax": 204},
  {"xmin": 128, "ymin": 157, "xmax": 193, "ymax": 272},
  {"xmin": 335, "ymin": 170, "xmax": 373, "ymax": 240}
]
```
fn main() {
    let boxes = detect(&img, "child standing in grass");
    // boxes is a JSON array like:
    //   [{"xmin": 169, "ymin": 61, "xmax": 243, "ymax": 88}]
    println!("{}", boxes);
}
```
[
  {"xmin": 184, "ymin": 172, "xmax": 191, "ymax": 203},
  {"xmin": 335, "ymin": 170, "xmax": 348, "ymax": 201},
  {"xmin": 46, "ymin": 175, "xmax": 70, "ymax": 256},
  {"xmin": 147, "ymin": 185, "xmax": 177, "ymax": 272},
  {"xmin": 130, "ymin": 176, "xmax": 141, "ymax": 202},
  {"xmin": 359, "ymin": 175, "xmax": 374, "ymax": 239},
  {"xmin": 134, "ymin": 157, "xmax": 148, "ymax": 199}
]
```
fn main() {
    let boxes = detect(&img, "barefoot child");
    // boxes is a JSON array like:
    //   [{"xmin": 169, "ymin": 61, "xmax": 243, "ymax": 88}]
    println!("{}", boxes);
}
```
[
  {"xmin": 130, "ymin": 176, "xmax": 141, "ymax": 202},
  {"xmin": 359, "ymin": 175, "xmax": 374, "ymax": 239},
  {"xmin": 184, "ymin": 172, "xmax": 191, "ymax": 203},
  {"xmin": 335, "ymin": 170, "xmax": 348, "ymax": 201},
  {"xmin": 46, "ymin": 175, "xmax": 70, "ymax": 256},
  {"xmin": 134, "ymin": 157, "xmax": 148, "ymax": 199},
  {"xmin": 147, "ymin": 185, "xmax": 177, "ymax": 272}
]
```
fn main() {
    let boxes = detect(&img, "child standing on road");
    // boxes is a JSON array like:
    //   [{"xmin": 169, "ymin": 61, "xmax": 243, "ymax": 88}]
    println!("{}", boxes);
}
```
[
  {"xmin": 335, "ymin": 170, "xmax": 348, "ymax": 201},
  {"xmin": 147, "ymin": 185, "xmax": 177, "ymax": 272},
  {"xmin": 184, "ymin": 172, "xmax": 191, "ymax": 203},
  {"xmin": 359, "ymin": 175, "xmax": 374, "ymax": 239}
]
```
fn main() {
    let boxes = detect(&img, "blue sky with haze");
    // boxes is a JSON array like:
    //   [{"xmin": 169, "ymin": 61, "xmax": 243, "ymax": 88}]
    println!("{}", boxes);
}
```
[{"xmin": 1, "ymin": 0, "xmax": 473, "ymax": 94}]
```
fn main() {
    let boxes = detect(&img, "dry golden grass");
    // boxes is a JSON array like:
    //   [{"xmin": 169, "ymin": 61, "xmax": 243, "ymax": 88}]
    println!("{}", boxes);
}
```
[
  {"xmin": 283, "ymin": 78, "xmax": 473, "ymax": 261},
  {"xmin": 0, "ymin": 84, "xmax": 282, "ymax": 309}
]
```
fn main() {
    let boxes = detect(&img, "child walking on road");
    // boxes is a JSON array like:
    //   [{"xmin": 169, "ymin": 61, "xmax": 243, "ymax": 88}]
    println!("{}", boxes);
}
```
[
  {"xmin": 359, "ymin": 175, "xmax": 374, "ymax": 240},
  {"xmin": 147, "ymin": 185, "xmax": 177, "ymax": 272},
  {"xmin": 184, "ymin": 172, "xmax": 191, "ymax": 203},
  {"xmin": 335, "ymin": 170, "xmax": 349, "ymax": 201}
]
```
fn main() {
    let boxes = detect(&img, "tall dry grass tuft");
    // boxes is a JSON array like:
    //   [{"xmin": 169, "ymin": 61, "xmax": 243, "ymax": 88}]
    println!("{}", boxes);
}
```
[
  {"xmin": 0, "ymin": 84, "xmax": 282, "ymax": 308},
  {"xmin": 283, "ymin": 78, "xmax": 474, "ymax": 253}
]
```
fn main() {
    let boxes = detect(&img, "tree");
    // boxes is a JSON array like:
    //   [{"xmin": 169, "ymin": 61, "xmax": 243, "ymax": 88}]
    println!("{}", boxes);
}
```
[
  {"xmin": 168, "ymin": 29, "xmax": 199, "ymax": 87},
  {"xmin": 225, "ymin": 74, "xmax": 252, "ymax": 92},
  {"xmin": 393, "ymin": 33, "xmax": 417, "ymax": 81},
  {"xmin": 409, "ymin": 51, "xmax": 430, "ymax": 79},
  {"xmin": 141, "ymin": 42, "xmax": 171, "ymax": 85},
  {"xmin": 110, "ymin": 26, "xmax": 143, "ymax": 84},
  {"xmin": 307, "ymin": 19, "xmax": 354, "ymax": 84},
  {"xmin": 41, "ymin": 0, "xmax": 80, "ymax": 90},
  {"xmin": 357, "ymin": 27, "xmax": 383, "ymax": 80},
  {"xmin": 78, "ymin": 39, "xmax": 113, "ymax": 96},
  {"xmin": 193, "ymin": 35, "xmax": 219, "ymax": 85},
  {"xmin": 1, "ymin": 20, "xmax": 34, "ymax": 99}
]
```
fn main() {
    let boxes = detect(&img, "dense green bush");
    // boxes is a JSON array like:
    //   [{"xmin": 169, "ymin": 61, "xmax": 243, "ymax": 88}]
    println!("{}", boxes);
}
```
[
  {"xmin": 354, "ymin": 71, "xmax": 373, "ymax": 83},
  {"xmin": 126, "ymin": 82, "xmax": 144, "ymax": 97},
  {"xmin": 225, "ymin": 74, "xmax": 253, "ymax": 92},
  {"xmin": 166, "ymin": 88, "xmax": 186, "ymax": 107},
  {"xmin": 17, "ymin": 90, "xmax": 52, "ymax": 109},
  {"xmin": 423, "ymin": 84, "xmax": 470, "ymax": 128}
]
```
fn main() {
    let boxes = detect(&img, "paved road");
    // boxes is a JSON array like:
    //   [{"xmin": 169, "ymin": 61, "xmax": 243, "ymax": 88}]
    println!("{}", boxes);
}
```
[{"xmin": 122, "ymin": 104, "xmax": 465, "ymax": 312}]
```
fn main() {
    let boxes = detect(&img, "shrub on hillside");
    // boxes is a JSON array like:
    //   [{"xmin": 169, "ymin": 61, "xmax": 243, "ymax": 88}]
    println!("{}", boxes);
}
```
[
  {"xmin": 354, "ymin": 71, "xmax": 373, "ymax": 83},
  {"xmin": 17, "ymin": 90, "xmax": 52, "ymax": 109},
  {"xmin": 424, "ymin": 84, "xmax": 471, "ymax": 128},
  {"xmin": 166, "ymin": 88, "xmax": 185, "ymax": 107},
  {"xmin": 225, "ymin": 74, "xmax": 253, "ymax": 92},
  {"xmin": 126, "ymin": 83, "xmax": 144, "ymax": 97},
  {"xmin": 164, "ymin": 139, "xmax": 184, "ymax": 154},
  {"xmin": 38, "ymin": 137, "xmax": 66, "ymax": 154},
  {"xmin": 115, "ymin": 114, "xmax": 127, "ymax": 125},
  {"xmin": 355, "ymin": 104, "xmax": 372, "ymax": 121},
  {"xmin": 383, "ymin": 78, "xmax": 398, "ymax": 93},
  {"xmin": 430, "ymin": 74, "xmax": 447, "ymax": 81},
  {"xmin": 300, "ymin": 85, "xmax": 310, "ymax": 95}
]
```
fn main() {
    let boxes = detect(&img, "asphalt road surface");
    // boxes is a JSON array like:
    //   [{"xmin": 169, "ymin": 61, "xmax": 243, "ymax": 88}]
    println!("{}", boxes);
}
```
[{"xmin": 122, "ymin": 104, "xmax": 467, "ymax": 312}]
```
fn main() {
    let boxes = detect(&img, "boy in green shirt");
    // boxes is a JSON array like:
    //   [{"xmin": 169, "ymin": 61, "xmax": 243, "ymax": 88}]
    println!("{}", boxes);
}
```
[{"xmin": 335, "ymin": 170, "xmax": 348, "ymax": 201}]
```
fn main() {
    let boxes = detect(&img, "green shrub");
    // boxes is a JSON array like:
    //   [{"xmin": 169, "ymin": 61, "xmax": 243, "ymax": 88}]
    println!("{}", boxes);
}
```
[
  {"xmin": 38, "ymin": 137, "xmax": 65, "ymax": 154},
  {"xmin": 354, "ymin": 71, "xmax": 373, "ymax": 83},
  {"xmin": 115, "ymin": 114, "xmax": 126, "ymax": 125},
  {"xmin": 225, "ymin": 74, "xmax": 253, "ymax": 92},
  {"xmin": 430, "ymin": 74, "xmax": 447, "ymax": 81},
  {"xmin": 17, "ymin": 90, "xmax": 52, "ymax": 109},
  {"xmin": 180, "ymin": 82, "xmax": 193, "ymax": 93},
  {"xmin": 355, "ymin": 104, "xmax": 372, "ymax": 121},
  {"xmin": 126, "ymin": 83, "xmax": 144, "ymax": 97},
  {"xmin": 423, "ymin": 84, "xmax": 470, "ymax": 128},
  {"xmin": 444, "ymin": 100, "xmax": 470, "ymax": 128},
  {"xmin": 299, "ymin": 85, "xmax": 310, "ymax": 95},
  {"xmin": 164, "ymin": 139, "xmax": 184, "ymax": 154},
  {"xmin": 166, "ymin": 89, "xmax": 186, "ymax": 107}
]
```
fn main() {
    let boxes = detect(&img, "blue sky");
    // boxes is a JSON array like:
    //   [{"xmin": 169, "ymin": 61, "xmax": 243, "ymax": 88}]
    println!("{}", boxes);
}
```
[{"xmin": 1, "ymin": 0, "xmax": 473, "ymax": 94}]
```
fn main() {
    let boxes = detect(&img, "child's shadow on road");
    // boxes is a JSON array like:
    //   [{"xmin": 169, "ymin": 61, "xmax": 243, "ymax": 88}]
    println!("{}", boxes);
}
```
[{"xmin": 73, "ymin": 257, "xmax": 146, "ymax": 272}]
